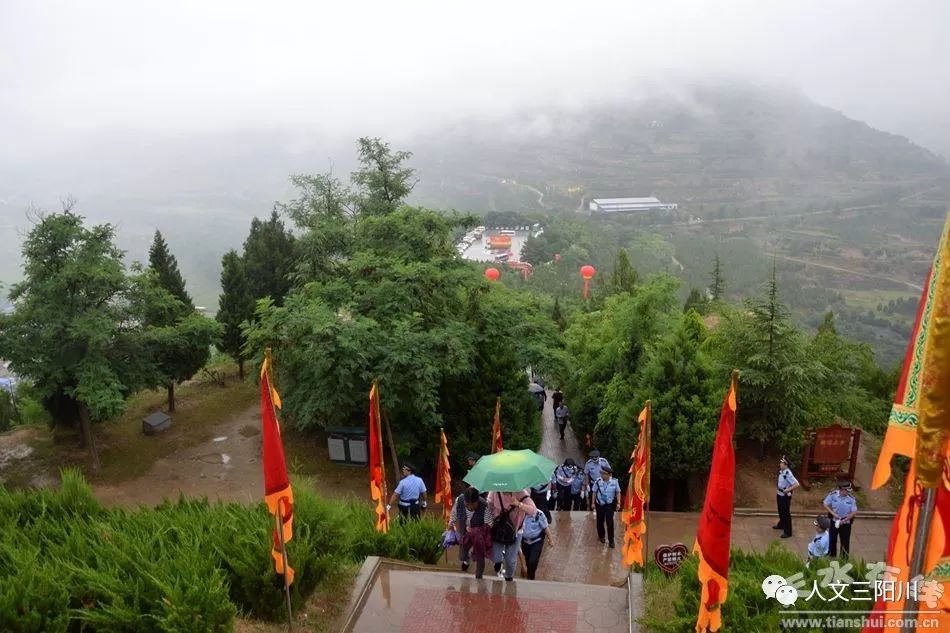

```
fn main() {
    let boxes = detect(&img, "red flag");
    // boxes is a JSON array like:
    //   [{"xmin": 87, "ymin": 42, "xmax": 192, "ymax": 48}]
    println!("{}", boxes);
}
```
[
  {"xmin": 368, "ymin": 381, "xmax": 390, "ymax": 533},
  {"xmin": 261, "ymin": 349, "xmax": 294, "ymax": 585},
  {"xmin": 694, "ymin": 371, "xmax": 738, "ymax": 633},
  {"xmin": 492, "ymin": 397, "xmax": 504, "ymax": 453},
  {"xmin": 622, "ymin": 401, "xmax": 651, "ymax": 566},
  {"xmin": 434, "ymin": 428, "xmax": 453, "ymax": 525}
]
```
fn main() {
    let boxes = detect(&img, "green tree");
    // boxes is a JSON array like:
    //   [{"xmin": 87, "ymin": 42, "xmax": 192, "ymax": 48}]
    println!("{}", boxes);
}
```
[
  {"xmin": 243, "ymin": 210, "xmax": 296, "ymax": 305},
  {"xmin": 805, "ymin": 312, "xmax": 891, "ymax": 433},
  {"xmin": 148, "ymin": 230, "xmax": 193, "ymax": 314},
  {"xmin": 551, "ymin": 296, "xmax": 567, "ymax": 330},
  {"xmin": 145, "ymin": 233, "xmax": 219, "ymax": 412},
  {"xmin": 351, "ymin": 137, "xmax": 415, "ymax": 217},
  {"xmin": 684, "ymin": 287, "xmax": 707, "ymax": 314},
  {"xmin": 598, "ymin": 310, "xmax": 720, "ymax": 510},
  {"xmin": 563, "ymin": 275, "xmax": 681, "ymax": 445},
  {"xmin": 0, "ymin": 211, "xmax": 161, "ymax": 469},
  {"xmin": 244, "ymin": 202, "xmax": 565, "ymax": 471},
  {"xmin": 709, "ymin": 253, "xmax": 725, "ymax": 301},
  {"xmin": 0, "ymin": 389, "xmax": 16, "ymax": 432},
  {"xmin": 609, "ymin": 248, "xmax": 638, "ymax": 294},
  {"xmin": 216, "ymin": 250, "xmax": 255, "ymax": 379},
  {"xmin": 277, "ymin": 172, "xmax": 355, "ymax": 284},
  {"xmin": 710, "ymin": 262, "xmax": 825, "ymax": 458}
]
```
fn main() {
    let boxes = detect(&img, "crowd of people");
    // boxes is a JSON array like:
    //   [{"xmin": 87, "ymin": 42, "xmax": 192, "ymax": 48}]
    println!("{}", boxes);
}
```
[
  {"xmin": 384, "ymin": 386, "xmax": 622, "ymax": 582},
  {"xmin": 387, "ymin": 389, "xmax": 862, "ymax": 582}
]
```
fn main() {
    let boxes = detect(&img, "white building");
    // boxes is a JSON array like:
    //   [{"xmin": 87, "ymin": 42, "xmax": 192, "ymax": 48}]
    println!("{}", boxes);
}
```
[{"xmin": 588, "ymin": 197, "xmax": 678, "ymax": 214}]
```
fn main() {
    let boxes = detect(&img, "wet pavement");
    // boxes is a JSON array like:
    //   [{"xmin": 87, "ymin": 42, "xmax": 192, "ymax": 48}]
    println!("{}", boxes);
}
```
[
  {"xmin": 529, "ymin": 395, "xmax": 891, "ymax": 579},
  {"xmin": 348, "ymin": 568, "xmax": 628, "ymax": 633}
]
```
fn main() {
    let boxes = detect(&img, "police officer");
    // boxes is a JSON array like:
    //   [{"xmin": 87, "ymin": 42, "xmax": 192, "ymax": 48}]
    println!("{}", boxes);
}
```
[
  {"xmin": 592, "ymin": 465, "xmax": 622, "ymax": 548},
  {"xmin": 823, "ymin": 479, "xmax": 858, "ymax": 557},
  {"xmin": 584, "ymin": 450, "xmax": 611, "ymax": 511},
  {"xmin": 570, "ymin": 464, "xmax": 586, "ymax": 510},
  {"xmin": 530, "ymin": 478, "xmax": 553, "ymax": 523},
  {"xmin": 388, "ymin": 463, "xmax": 427, "ymax": 519},
  {"xmin": 554, "ymin": 458, "xmax": 577, "ymax": 511},
  {"xmin": 773, "ymin": 455, "xmax": 799, "ymax": 538}
]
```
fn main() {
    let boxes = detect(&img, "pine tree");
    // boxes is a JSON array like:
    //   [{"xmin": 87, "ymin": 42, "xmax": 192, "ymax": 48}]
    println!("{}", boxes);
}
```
[
  {"xmin": 737, "ymin": 259, "xmax": 824, "ymax": 458},
  {"xmin": 148, "ymin": 230, "xmax": 193, "ymax": 318},
  {"xmin": 217, "ymin": 250, "xmax": 255, "ymax": 379},
  {"xmin": 243, "ymin": 210, "xmax": 296, "ymax": 305},
  {"xmin": 610, "ymin": 248, "xmax": 638, "ymax": 294},
  {"xmin": 146, "ymin": 230, "xmax": 218, "ymax": 412},
  {"xmin": 709, "ymin": 253, "xmax": 725, "ymax": 301},
  {"xmin": 632, "ymin": 310, "xmax": 720, "ymax": 509}
]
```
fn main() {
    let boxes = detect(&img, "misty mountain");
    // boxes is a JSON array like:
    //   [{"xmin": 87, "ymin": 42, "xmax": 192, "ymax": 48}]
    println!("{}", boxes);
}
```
[
  {"xmin": 1, "ymin": 82, "xmax": 948, "ymax": 316},
  {"xmin": 409, "ymin": 83, "xmax": 950, "ymax": 215}
]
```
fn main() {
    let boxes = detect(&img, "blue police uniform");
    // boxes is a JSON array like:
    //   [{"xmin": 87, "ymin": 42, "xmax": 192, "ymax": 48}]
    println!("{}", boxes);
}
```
[
  {"xmin": 531, "ymin": 479, "xmax": 553, "ymax": 523},
  {"xmin": 570, "ymin": 469, "xmax": 586, "ymax": 510},
  {"xmin": 554, "ymin": 464, "xmax": 576, "ymax": 511},
  {"xmin": 775, "ymin": 466, "xmax": 799, "ymax": 537},
  {"xmin": 584, "ymin": 457, "xmax": 611, "ymax": 509},
  {"xmin": 592, "ymin": 475, "xmax": 622, "ymax": 547},
  {"xmin": 520, "ymin": 511, "xmax": 549, "ymax": 580},
  {"xmin": 394, "ymin": 474, "xmax": 426, "ymax": 519},
  {"xmin": 823, "ymin": 490, "xmax": 858, "ymax": 557},
  {"xmin": 808, "ymin": 530, "xmax": 830, "ymax": 559}
]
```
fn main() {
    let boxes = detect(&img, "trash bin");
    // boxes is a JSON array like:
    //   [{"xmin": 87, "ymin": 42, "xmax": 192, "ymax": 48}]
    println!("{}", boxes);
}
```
[{"xmin": 326, "ymin": 427, "xmax": 369, "ymax": 465}]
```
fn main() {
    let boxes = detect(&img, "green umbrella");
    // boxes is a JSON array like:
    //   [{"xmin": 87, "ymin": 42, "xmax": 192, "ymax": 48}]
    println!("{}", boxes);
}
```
[{"xmin": 463, "ymin": 449, "xmax": 558, "ymax": 492}]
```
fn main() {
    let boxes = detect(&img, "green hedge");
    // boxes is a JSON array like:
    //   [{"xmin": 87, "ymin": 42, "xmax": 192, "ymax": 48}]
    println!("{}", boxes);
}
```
[
  {"xmin": 0, "ymin": 470, "xmax": 443, "ymax": 632},
  {"xmin": 642, "ymin": 543, "xmax": 876, "ymax": 633}
]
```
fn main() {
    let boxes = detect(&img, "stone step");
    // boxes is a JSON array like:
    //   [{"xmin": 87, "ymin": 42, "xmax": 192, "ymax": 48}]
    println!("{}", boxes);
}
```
[{"xmin": 342, "ymin": 558, "xmax": 636, "ymax": 633}]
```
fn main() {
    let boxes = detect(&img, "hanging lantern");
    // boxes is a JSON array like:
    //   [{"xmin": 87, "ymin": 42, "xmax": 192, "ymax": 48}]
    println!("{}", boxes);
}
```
[
  {"xmin": 580, "ymin": 265, "xmax": 596, "ymax": 299},
  {"xmin": 485, "ymin": 267, "xmax": 501, "ymax": 282},
  {"xmin": 554, "ymin": 253, "xmax": 562, "ymax": 262}
]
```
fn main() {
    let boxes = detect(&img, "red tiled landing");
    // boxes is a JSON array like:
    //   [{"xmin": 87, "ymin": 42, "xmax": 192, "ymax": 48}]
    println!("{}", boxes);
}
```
[{"xmin": 350, "ymin": 569, "xmax": 628, "ymax": 633}]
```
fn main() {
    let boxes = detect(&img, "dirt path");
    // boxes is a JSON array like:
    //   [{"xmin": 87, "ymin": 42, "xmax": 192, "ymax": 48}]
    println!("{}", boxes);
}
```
[
  {"xmin": 733, "ymin": 437, "xmax": 897, "ymax": 513},
  {"xmin": 94, "ymin": 405, "xmax": 265, "ymax": 507},
  {"xmin": 773, "ymin": 253, "xmax": 923, "ymax": 292}
]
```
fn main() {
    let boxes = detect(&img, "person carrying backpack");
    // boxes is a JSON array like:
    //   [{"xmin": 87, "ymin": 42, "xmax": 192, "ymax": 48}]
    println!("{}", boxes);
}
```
[
  {"xmin": 449, "ymin": 487, "xmax": 495, "ymax": 578},
  {"xmin": 487, "ymin": 489, "xmax": 537, "ymax": 581}
]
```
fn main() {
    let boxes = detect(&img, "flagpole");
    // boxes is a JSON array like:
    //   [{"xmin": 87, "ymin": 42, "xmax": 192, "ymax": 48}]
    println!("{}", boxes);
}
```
[
  {"xmin": 373, "ymin": 380, "xmax": 392, "ymax": 527},
  {"xmin": 275, "ymin": 502, "xmax": 294, "ymax": 632},
  {"xmin": 644, "ymin": 400, "xmax": 652, "ymax": 574},
  {"xmin": 382, "ymin": 410, "xmax": 401, "ymax": 483},
  {"xmin": 901, "ymin": 487, "xmax": 937, "ymax": 633}
]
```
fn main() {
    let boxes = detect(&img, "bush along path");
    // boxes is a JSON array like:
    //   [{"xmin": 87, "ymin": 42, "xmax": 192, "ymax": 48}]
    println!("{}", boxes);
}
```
[{"xmin": 0, "ymin": 470, "xmax": 444, "ymax": 633}]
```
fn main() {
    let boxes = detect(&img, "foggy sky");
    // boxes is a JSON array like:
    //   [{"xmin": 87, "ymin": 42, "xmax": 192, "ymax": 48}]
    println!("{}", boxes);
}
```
[{"xmin": 3, "ymin": 0, "xmax": 950, "ymax": 159}]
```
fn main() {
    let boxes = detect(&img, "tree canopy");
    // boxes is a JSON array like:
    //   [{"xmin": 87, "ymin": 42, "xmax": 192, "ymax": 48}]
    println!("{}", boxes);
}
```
[{"xmin": 0, "ymin": 211, "xmax": 165, "ymax": 468}]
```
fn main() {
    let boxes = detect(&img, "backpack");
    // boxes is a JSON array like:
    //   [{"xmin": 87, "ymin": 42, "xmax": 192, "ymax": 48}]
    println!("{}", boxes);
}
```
[{"xmin": 491, "ymin": 495, "xmax": 527, "ymax": 545}]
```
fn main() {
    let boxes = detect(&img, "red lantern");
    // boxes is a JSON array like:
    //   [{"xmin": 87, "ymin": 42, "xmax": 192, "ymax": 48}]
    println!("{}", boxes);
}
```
[
  {"xmin": 485, "ymin": 267, "xmax": 500, "ymax": 282},
  {"xmin": 580, "ymin": 265, "xmax": 596, "ymax": 299},
  {"xmin": 554, "ymin": 253, "xmax": 562, "ymax": 262}
]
